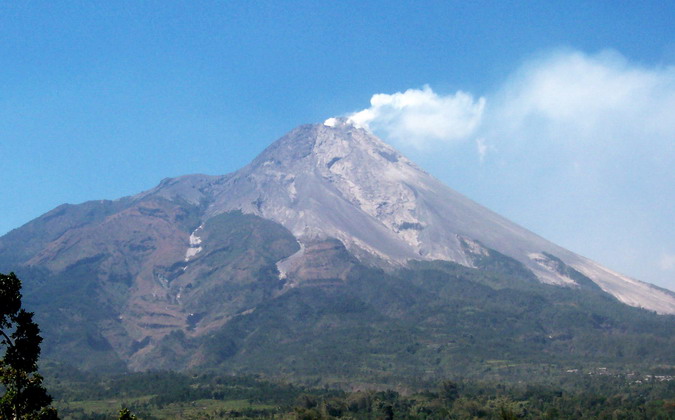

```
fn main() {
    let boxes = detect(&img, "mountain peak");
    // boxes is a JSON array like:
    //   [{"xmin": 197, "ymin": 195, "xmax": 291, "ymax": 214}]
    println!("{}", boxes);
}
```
[
  {"xmin": 322, "ymin": 116, "xmax": 349, "ymax": 128},
  {"xmin": 245, "ymin": 118, "xmax": 418, "ymax": 193},
  {"xmin": 200, "ymin": 121, "xmax": 675, "ymax": 314},
  {"xmin": 207, "ymin": 119, "xmax": 427, "ymax": 262},
  {"xmin": 64, "ymin": 120, "xmax": 675, "ymax": 315}
]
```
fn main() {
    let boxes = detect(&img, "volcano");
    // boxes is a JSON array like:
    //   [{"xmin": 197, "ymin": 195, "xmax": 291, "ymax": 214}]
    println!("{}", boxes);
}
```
[{"xmin": 1, "ymin": 118, "xmax": 673, "ymax": 378}]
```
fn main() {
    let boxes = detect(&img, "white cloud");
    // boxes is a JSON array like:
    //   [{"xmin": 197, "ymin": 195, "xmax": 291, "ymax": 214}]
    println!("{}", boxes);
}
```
[
  {"xmin": 488, "ymin": 49, "xmax": 675, "ymax": 155},
  {"xmin": 348, "ymin": 85, "xmax": 485, "ymax": 148}
]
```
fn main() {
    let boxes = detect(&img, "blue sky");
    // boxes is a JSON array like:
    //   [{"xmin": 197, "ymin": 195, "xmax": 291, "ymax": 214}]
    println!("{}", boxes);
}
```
[{"xmin": 1, "ymin": 1, "xmax": 674, "ymax": 290}]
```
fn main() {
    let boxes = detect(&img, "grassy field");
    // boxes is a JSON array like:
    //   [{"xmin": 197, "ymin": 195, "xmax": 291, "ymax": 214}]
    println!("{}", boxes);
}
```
[
  {"xmin": 56, "ymin": 397, "xmax": 279, "ymax": 419},
  {"xmin": 55, "ymin": 396, "xmax": 151, "ymax": 419},
  {"xmin": 153, "ymin": 399, "xmax": 277, "ymax": 419}
]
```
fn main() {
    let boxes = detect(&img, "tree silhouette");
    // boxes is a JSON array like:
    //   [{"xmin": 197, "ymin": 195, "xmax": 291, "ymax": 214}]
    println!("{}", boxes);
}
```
[
  {"xmin": 1, "ymin": 272, "xmax": 57, "ymax": 419},
  {"xmin": 119, "ymin": 407, "xmax": 137, "ymax": 419}
]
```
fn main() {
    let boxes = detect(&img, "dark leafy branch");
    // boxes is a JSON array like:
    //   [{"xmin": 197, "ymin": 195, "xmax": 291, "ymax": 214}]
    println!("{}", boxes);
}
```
[{"xmin": 1, "ymin": 272, "xmax": 57, "ymax": 419}]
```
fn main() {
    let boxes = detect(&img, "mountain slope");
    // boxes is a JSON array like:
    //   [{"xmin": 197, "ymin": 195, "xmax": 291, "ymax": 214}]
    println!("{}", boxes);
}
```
[
  {"xmin": 139, "ymin": 118, "xmax": 675, "ymax": 314},
  {"xmin": 1, "ymin": 119, "xmax": 674, "ymax": 378}
]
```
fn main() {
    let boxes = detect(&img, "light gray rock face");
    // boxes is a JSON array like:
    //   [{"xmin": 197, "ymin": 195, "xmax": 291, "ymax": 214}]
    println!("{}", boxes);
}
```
[{"xmin": 149, "ymin": 118, "xmax": 675, "ymax": 314}]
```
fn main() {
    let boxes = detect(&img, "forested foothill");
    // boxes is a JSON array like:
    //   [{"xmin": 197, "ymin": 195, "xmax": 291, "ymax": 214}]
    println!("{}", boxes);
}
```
[{"xmin": 43, "ymin": 367, "xmax": 674, "ymax": 419}]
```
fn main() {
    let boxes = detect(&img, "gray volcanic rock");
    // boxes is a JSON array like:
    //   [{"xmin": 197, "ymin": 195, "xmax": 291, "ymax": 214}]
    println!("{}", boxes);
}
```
[{"xmin": 151, "ymin": 118, "xmax": 674, "ymax": 314}]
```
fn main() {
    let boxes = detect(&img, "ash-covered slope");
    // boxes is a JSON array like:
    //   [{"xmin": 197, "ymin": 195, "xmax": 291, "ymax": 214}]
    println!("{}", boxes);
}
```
[{"xmin": 145, "ymin": 118, "xmax": 674, "ymax": 314}]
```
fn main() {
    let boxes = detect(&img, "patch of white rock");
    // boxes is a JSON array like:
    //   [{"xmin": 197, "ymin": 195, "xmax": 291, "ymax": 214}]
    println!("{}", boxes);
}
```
[{"xmin": 184, "ymin": 225, "xmax": 204, "ymax": 262}]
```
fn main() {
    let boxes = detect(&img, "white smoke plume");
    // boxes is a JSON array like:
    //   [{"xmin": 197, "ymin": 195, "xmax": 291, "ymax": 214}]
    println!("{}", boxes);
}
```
[{"xmin": 348, "ymin": 85, "xmax": 485, "ymax": 148}]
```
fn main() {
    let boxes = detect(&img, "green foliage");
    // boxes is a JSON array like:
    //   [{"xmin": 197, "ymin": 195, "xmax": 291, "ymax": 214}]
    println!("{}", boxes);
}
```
[
  {"xmin": 181, "ymin": 211, "xmax": 300, "ymax": 318},
  {"xmin": 194, "ymin": 256, "xmax": 675, "ymax": 384},
  {"xmin": 0, "ymin": 272, "xmax": 57, "ymax": 419},
  {"xmin": 439, "ymin": 380, "xmax": 459, "ymax": 406},
  {"xmin": 118, "ymin": 407, "xmax": 137, "ymax": 419},
  {"xmin": 45, "ymin": 369, "xmax": 675, "ymax": 419}
]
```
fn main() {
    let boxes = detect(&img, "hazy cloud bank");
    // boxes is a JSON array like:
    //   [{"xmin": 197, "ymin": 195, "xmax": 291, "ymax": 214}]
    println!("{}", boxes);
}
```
[
  {"xmin": 349, "ymin": 49, "xmax": 675, "ymax": 290},
  {"xmin": 487, "ymin": 49, "xmax": 675, "ymax": 161}
]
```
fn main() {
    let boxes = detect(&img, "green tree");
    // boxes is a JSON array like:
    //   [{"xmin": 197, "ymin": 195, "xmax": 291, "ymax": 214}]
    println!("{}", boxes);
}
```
[
  {"xmin": 439, "ymin": 380, "xmax": 459, "ymax": 406},
  {"xmin": 118, "ymin": 407, "xmax": 137, "ymax": 420},
  {"xmin": 0, "ymin": 272, "xmax": 57, "ymax": 419}
]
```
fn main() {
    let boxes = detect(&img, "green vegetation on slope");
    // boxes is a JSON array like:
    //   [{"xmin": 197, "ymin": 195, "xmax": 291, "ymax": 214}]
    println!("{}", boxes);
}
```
[
  {"xmin": 5, "ymin": 207, "xmax": 674, "ymax": 385},
  {"xmin": 198, "ymin": 256, "xmax": 675, "ymax": 385},
  {"xmin": 43, "ymin": 368, "xmax": 675, "ymax": 419}
]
